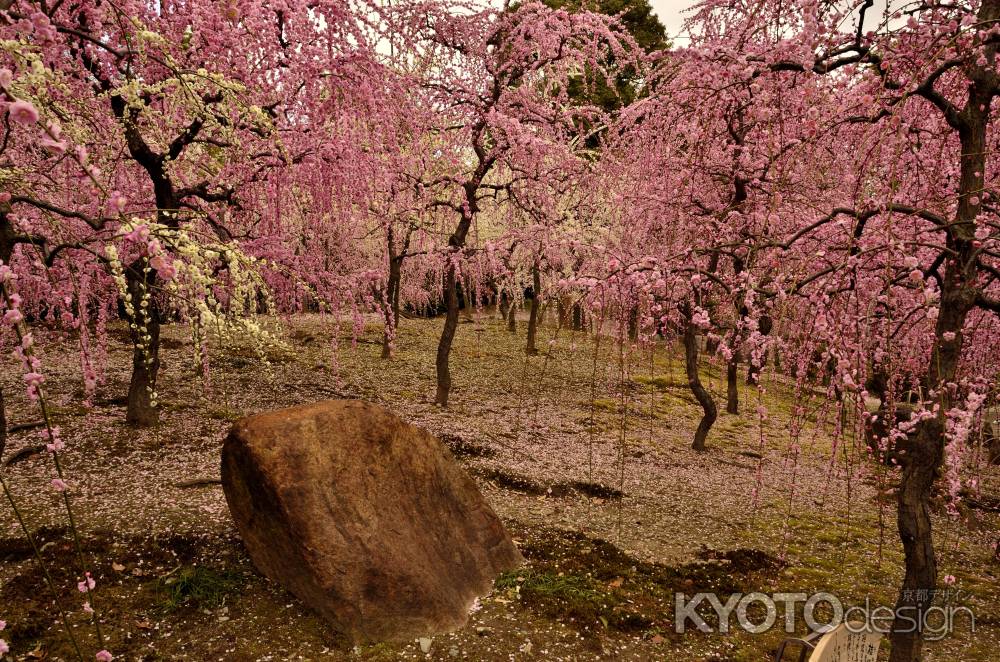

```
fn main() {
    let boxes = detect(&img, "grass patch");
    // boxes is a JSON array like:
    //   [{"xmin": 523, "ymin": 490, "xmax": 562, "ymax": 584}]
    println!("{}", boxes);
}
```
[
  {"xmin": 634, "ymin": 375, "xmax": 686, "ymax": 390},
  {"xmin": 500, "ymin": 523, "xmax": 786, "ymax": 638},
  {"xmin": 156, "ymin": 565, "xmax": 244, "ymax": 612},
  {"xmin": 496, "ymin": 568, "xmax": 650, "ymax": 632},
  {"xmin": 206, "ymin": 405, "xmax": 242, "ymax": 421}
]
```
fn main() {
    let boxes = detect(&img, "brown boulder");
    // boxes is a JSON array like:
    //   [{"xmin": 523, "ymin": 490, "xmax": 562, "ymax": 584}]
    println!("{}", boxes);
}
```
[{"xmin": 221, "ymin": 399, "xmax": 522, "ymax": 642}]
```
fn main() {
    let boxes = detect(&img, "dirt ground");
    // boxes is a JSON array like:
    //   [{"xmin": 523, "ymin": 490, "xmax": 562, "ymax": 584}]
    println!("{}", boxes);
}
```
[{"xmin": 1, "ymin": 310, "xmax": 997, "ymax": 661}]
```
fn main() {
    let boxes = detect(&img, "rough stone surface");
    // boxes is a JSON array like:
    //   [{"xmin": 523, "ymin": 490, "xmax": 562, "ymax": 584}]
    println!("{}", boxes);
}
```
[{"xmin": 221, "ymin": 399, "xmax": 522, "ymax": 642}]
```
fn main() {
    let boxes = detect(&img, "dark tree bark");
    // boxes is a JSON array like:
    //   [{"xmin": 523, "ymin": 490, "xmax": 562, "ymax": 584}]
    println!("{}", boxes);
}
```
[
  {"xmin": 507, "ymin": 298, "xmax": 517, "ymax": 333},
  {"xmin": 460, "ymin": 275, "xmax": 475, "ymax": 321},
  {"xmin": 683, "ymin": 304, "xmax": 716, "ymax": 452},
  {"xmin": 888, "ymin": 7, "xmax": 995, "ymax": 656},
  {"xmin": 435, "ymin": 266, "xmax": 461, "ymax": 406},
  {"xmin": 726, "ymin": 353, "xmax": 739, "ymax": 415},
  {"xmin": 125, "ymin": 259, "xmax": 161, "ymax": 426},
  {"xmin": 381, "ymin": 230, "xmax": 405, "ymax": 360},
  {"xmin": 498, "ymin": 292, "xmax": 510, "ymax": 323},
  {"xmin": 572, "ymin": 303, "xmax": 584, "ymax": 331},
  {"xmin": 0, "ymin": 386, "xmax": 6, "ymax": 464},
  {"xmin": 557, "ymin": 295, "xmax": 572, "ymax": 328},
  {"xmin": 525, "ymin": 264, "xmax": 541, "ymax": 354},
  {"xmin": 434, "ymin": 172, "xmax": 478, "ymax": 406},
  {"xmin": 627, "ymin": 306, "xmax": 639, "ymax": 341},
  {"xmin": 746, "ymin": 359, "xmax": 759, "ymax": 385},
  {"xmin": 0, "ymin": 208, "xmax": 44, "ymax": 449}
]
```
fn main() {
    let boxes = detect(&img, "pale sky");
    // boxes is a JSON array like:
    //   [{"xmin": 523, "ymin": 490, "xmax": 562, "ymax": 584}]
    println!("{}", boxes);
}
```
[
  {"xmin": 648, "ymin": 0, "xmax": 693, "ymax": 43},
  {"xmin": 647, "ymin": 0, "xmax": 902, "ymax": 45}
]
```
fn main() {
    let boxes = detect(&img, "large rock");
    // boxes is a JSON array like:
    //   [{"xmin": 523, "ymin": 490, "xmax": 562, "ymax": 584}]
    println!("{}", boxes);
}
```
[{"xmin": 221, "ymin": 399, "xmax": 522, "ymax": 642}]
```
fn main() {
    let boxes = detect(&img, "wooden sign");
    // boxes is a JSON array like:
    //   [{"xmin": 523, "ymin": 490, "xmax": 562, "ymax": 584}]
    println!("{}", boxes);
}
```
[{"xmin": 808, "ymin": 623, "xmax": 881, "ymax": 662}]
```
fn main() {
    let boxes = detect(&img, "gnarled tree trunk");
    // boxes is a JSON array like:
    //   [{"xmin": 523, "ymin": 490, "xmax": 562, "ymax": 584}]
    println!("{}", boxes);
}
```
[
  {"xmin": 683, "ymin": 305, "xmax": 716, "ymax": 452},
  {"xmin": 434, "ymin": 265, "xmax": 460, "ymax": 406},
  {"xmin": 125, "ymin": 260, "xmax": 160, "ymax": 426},
  {"xmin": 889, "ymin": 25, "xmax": 993, "ymax": 658},
  {"xmin": 434, "ymin": 190, "xmax": 475, "ymax": 407},
  {"xmin": 382, "ymin": 256, "xmax": 402, "ymax": 359}
]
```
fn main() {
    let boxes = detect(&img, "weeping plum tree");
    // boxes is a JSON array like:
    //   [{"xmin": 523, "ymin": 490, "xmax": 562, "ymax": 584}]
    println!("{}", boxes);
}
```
[
  {"xmin": 683, "ymin": 0, "xmax": 1000, "ymax": 657},
  {"xmin": 6, "ymin": 0, "xmax": 380, "ymax": 425},
  {"xmin": 385, "ymin": 0, "xmax": 636, "ymax": 406},
  {"xmin": 585, "ymin": 5, "xmax": 999, "ymax": 656},
  {"xmin": 596, "ymin": 32, "xmax": 815, "ymax": 448}
]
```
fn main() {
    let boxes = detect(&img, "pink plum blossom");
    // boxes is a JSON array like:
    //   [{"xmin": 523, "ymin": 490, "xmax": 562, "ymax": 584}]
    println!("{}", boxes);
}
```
[
  {"xmin": 109, "ymin": 191, "xmax": 127, "ymax": 212},
  {"xmin": 8, "ymin": 99, "xmax": 39, "ymax": 125},
  {"xmin": 40, "ymin": 136, "xmax": 67, "ymax": 154},
  {"xmin": 77, "ymin": 573, "xmax": 95, "ymax": 593}
]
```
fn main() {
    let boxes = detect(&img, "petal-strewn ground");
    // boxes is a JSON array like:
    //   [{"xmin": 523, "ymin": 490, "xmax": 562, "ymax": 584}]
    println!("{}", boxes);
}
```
[{"xmin": 2, "ymin": 311, "xmax": 997, "ymax": 660}]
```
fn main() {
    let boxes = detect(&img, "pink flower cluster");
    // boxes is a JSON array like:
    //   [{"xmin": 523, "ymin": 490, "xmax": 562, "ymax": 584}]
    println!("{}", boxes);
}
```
[
  {"xmin": 77, "ymin": 572, "xmax": 96, "ymax": 593},
  {"xmin": 41, "ymin": 426, "xmax": 64, "ymax": 452},
  {"xmin": 125, "ymin": 225, "xmax": 177, "ymax": 280}
]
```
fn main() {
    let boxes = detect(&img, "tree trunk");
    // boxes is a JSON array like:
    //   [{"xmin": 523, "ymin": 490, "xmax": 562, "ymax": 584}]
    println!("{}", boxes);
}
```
[
  {"xmin": 125, "ymin": 259, "xmax": 160, "ymax": 426},
  {"xmin": 557, "ymin": 296, "xmax": 572, "ymax": 328},
  {"xmin": 382, "ymin": 258, "xmax": 402, "ymax": 359},
  {"xmin": 499, "ymin": 293, "xmax": 510, "ymax": 323},
  {"xmin": 0, "ymin": 212, "xmax": 11, "ymax": 455},
  {"xmin": 573, "ymin": 303, "xmax": 584, "ymax": 331},
  {"xmin": 684, "ymin": 310, "xmax": 716, "ymax": 452},
  {"xmin": 726, "ymin": 354, "xmax": 739, "ymax": 415},
  {"xmin": 627, "ymin": 306, "xmax": 639, "ymax": 341},
  {"xmin": 890, "ymin": 418, "xmax": 943, "ymax": 662},
  {"xmin": 0, "ymin": 386, "xmax": 6, "ymax": 464},
  {"xmin": 108, "ymin": 96, "xmax": 178, "ymax": 427},
  {"xmin": 435, "ymin": 265, "xmax": 460, "ymax": 407},
  {"xmin": 526, "ymin": 265, "xmax": 540, "ymax": 354},
  {"xmin": 461, "ymin": 275, "xmax": 475, "ymax": 321},
  {"xmin": 889, "ymin": 30, "xmax": 992, "ymax": 658},
  {"xmin": 890, "ymin": 270, "xmax": 975, "ymax": 662},
  {"xmin": 507, "ymin": 298, "xmax": 517, "ymax": 333}
]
